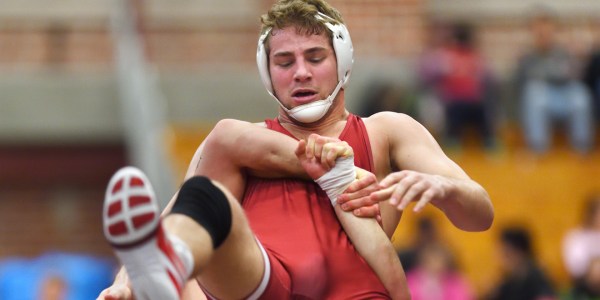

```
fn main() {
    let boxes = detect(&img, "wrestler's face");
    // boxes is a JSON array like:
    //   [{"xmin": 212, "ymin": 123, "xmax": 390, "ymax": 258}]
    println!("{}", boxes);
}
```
[{"xmin": 268, "ymin": 26, "xmax": 338, "ymax": 109}]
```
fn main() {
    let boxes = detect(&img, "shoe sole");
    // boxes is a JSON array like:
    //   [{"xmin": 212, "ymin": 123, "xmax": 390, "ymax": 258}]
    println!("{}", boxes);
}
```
[
  {"xmin": 103, "ymin": 166, "xmax": 160, "ymax": 248},
  {"xmin": 103, "ymin": 166, "xmax": 185, "ymax": 300}
]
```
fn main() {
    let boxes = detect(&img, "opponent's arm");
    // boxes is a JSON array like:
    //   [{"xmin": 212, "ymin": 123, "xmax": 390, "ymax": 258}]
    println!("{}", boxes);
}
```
[
  {"xmin": 98, "ymin": 123, "xmax": 245, "ymax": 300},
  {"xmin": 296, "ymin": 138, "xmax": 409, "ymax": 299},
  {"xmin": 199, "ymin": 119, "xmax": 308, "ymax": 179},
  {"xmin": 371, "ymin": 112, "xmax": 493, "ymax": 232}
]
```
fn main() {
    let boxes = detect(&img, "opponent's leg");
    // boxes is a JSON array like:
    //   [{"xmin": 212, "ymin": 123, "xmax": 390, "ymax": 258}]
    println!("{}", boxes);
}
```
[
  {"xmin": 103, "ymin": 167, "xmax": 193, "ymax": 300},
  {"xmin": 103, "ymin": 167, "xmax": 268, "ymax": 300},
  {"xmin": 166, "ymin": 176, "xmax": 270, "ymax": 299}
]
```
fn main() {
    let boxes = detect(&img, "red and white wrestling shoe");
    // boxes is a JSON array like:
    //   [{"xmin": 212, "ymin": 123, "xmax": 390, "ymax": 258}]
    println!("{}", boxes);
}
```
[{"xmin": 103, "ymin": 166, "xmax": 190, "ymax": 300}]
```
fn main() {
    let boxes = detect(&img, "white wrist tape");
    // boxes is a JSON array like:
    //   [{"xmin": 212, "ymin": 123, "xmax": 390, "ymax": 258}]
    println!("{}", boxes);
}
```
[{"xmin": 314, "ymin": 156, "xmax": 356, "ymax": 206}]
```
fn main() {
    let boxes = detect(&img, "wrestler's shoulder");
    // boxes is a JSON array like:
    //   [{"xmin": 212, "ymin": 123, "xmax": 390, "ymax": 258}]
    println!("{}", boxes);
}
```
[
  {"xmin": 212, "ymin": 118, "xmax": 267, "ymax": 129},
  {"xmin": 362, "ymin": 111, "xmax": 420, "ymax": 130}
]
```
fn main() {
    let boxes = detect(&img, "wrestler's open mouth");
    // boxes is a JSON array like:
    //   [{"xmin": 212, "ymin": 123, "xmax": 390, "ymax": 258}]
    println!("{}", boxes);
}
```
[{"xmin": 293, "ymin": 91, "xmax": 317, "ymax": 97}]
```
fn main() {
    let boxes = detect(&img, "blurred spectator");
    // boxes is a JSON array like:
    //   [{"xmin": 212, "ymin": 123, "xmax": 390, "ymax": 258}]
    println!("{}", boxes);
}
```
[
  {"xmin": 419, "ymin": 22, "xmax": 498, "ymax": 152},
  {"xmin": 562, "ymin": 193, "xmax": 600, "ymax": 280},
  {"xmin": 358, "ymin": 79, "xmax": 417, "ymax": 118},
  {"xmin": 39, "ymin": 274, "xmax": 67, "ymax": 300},
  {"xmin": 406, "ymin": 243, "xmax": 474, "ymax": 300},
  {"xmin": 515, "ymin": 7, "xmax": 594, "ymax": 154},
  {"xmin": 485, "ymin": 226, "xmax": 557, "ymax": 300},
  {"xmin": 0, "ymin": 252, "xmax": 114, "ymax": 300},
  {"xmin": 416, "ymin": 20, "xmax": 453, "ymax": 136},
  {"xmin": 583, "ymin": 45, "xmax": 600, "ymax": 124},
  {"xmin": 398, "ymin": 216, "xmax": 440, "ymax": 273},
  {"xmin": 561, "ymin": 257, "xmax": 600, "ymax": 300}
]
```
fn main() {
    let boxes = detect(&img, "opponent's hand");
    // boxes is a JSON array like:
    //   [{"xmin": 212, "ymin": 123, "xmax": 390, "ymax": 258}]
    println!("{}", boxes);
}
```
[
  {"xmin": 295, "ymin": 136, "xmax": 353, "ymax": 180},
  {"xmin": 304, "ymin": 134, "xmax": 351, "ymax": 171},
  {"xmin": 96, "ymin": 284, "xmax": 134, "ymax": 300},
  {"xmin": 370, "ymin": 170, "xmax": 450, "ymax": 212},
  {"xmin": 337, "ymin": 167, "xmax": 381, "ymax": 220}
]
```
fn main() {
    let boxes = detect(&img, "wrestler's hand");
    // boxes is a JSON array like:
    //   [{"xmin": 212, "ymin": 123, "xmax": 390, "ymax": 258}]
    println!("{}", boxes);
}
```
[
  {"xmin": 96, "ymin": 283, "xmax": 134, "ymax": 300},
  {"xmin": 336, "ymin": 167, "xmax": 382, "ymax": 220},
  {"xmin": 370, "ymin": 170, "xmax": 450, "ymax": 212}
]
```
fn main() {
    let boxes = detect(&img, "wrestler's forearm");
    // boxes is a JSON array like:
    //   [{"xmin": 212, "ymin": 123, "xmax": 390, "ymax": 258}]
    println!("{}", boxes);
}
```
[
  {"xmin": 333, "ymin": 206, "xmax": 410, "ymax": 299},
  {"xmin": 435, "ymin": 177, "xmax": 494, "ymax": 232}
]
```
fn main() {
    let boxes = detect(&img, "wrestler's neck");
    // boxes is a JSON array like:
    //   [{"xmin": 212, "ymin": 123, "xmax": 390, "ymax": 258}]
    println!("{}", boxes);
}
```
[{"xmin": 278, "ymin": 93, "xmax": 349, "ymax": 140}]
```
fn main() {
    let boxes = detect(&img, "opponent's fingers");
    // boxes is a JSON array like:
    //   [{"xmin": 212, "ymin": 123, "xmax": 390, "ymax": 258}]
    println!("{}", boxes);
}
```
[
  {"xmin": 413, "ymin": 189, "xmax": 436, "ymax": 212},
  {"xmin": 379, "ymin": 171, "xmax": 410, "ymax": 188},
  {"xmin": 320, "ymin": 153, "xmax": 333, "ymax": 171},
  {"xmin": 321, "ymin": 142, "xmax": 352, "ymax": 169},
  {"xmin": 306, "ymin": 134, "xmax": 318, "ymax": 159},
  {"xmin": 322, "ymin": 143, "xmax": 338, "ymax": 169},
  {"xmin": 336, "ymin": 141, "xmax": 353, "ymax": 158},
  {"xmin": 308, "ymin": 134, "xmax": 341, "ymax": 158},
  {"xmin": 353, "ymin": 203, "xmax": 380, "ymax": 218},
  {"xmin": 295, "ymin": 139, "xmax": 307, "ymax": 158},
  {"xmin": 313, "ymin": 135, "xmax": 329, "ymax": 160}
]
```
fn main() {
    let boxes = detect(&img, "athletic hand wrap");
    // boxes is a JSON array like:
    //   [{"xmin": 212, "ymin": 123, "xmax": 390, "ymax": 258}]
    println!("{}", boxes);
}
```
[{"xmin": 315, "ymin": 156, "xmax": 356, "ymax": 206}]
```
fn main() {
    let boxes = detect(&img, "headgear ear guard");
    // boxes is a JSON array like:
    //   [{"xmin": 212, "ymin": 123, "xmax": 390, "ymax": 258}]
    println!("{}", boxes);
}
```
[{"xmin": 256, "ymin": 11, "xmax": 354, "ymax": 123}]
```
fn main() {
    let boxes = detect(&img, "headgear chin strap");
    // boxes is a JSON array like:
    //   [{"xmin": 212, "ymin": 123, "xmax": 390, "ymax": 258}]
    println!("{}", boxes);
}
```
[
  {"xmin": 256, "ymin": 11, "xmax": 354, "ymax": 123},
  {"xmin": 280, "ymin": 79, "xmax": 344, "ymax": 123}
]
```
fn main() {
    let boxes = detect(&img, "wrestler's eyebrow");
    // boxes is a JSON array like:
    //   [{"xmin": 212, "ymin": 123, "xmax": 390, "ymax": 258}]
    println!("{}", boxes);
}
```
[
  {"xmin": 272, "ymin": 46, "xmax": 328, "ymax": 58},
  {"xmin": 304, "ymin": 47, "xmax": 327, "ymax": 55},
  {"xmin": 272, "ymin": 51, "xmax": 293, "ymax": 58}
]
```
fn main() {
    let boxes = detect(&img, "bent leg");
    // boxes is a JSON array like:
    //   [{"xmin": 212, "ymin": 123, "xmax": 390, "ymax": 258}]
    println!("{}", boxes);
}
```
[
  {"xmin": 104, "ymin": 168, "xmax": 268, "ymax": 300},
  {"xmin": 164, "ymin": 177, "xmax": 268, "ymax": 299}
]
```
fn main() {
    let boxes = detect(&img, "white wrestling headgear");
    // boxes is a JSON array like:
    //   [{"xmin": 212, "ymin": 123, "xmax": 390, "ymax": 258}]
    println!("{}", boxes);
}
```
[{"xmin": 256, "ymin": 11, "xmax": 354, "ymax": 123}]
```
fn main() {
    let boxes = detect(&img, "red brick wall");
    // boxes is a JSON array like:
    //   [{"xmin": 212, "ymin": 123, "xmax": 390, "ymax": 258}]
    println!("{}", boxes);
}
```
[
  {"xmin": 0, "ymin": 28, "xmax": 113, "ymax": 68},
  {"xmin": 0, "ymin": 0, "xmax": 426, "ymax": 68},
  {"xmin": 1, "ymin": 1, "xmax": 598, "ymax": 79},
  {"xmin": 0, "ymin": 144, "xmax": 126, "ymax": 258}
]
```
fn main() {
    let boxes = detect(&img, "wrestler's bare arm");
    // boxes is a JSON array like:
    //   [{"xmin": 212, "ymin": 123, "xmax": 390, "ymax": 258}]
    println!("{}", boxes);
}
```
[{"xmin": 369, "ymin": 112, "xmax": 494, "ymax": 232}]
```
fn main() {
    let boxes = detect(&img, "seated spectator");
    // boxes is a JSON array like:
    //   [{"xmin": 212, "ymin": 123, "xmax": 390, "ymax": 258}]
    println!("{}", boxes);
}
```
[
  {"xmin": 583, "ymin": 45, "xmax": 600, "ymax": 124},
  {"xmin": 358, "ymin": 79, "xmax": 417, "ymax": 118},
  {"xmin": 562, "ymin": 193, "xmax": 600, "ymax": 280},
  {"xmin": 561, "ymin": 257, "xmax": 600, "ymax": 300},
  {"xmin": 416, "ymin": 20, "xmax": 453, "ymax": 137},
  {"xmin": 420, "ymin": 22, "xmax": 497, "ymax": 152},
  {"xmin": 398, "ymin": 216, "xmax": 440, "ymax": 273},
  {"xmin": 485, "ymin": 226, "xmax": 557, "ymax": 300},
  {"xmin": 516, "ymin": 7, "xmax": 594, "ymax": 154},
  {"xmin": 406, "ymin": 243, "xmax": 474, "ymax": 300}
]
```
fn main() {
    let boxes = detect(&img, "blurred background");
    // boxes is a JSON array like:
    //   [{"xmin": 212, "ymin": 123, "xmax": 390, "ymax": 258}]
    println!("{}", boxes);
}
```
[{"xmin": 1, "ymin": 0, "xmax": 600, "ymax": 299}]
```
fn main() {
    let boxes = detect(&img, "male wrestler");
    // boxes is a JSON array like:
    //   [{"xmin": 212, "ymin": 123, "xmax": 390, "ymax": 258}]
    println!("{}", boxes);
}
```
[{"xmin": 98, "ymin": 0, "xmax": 493, "ymax": 299}]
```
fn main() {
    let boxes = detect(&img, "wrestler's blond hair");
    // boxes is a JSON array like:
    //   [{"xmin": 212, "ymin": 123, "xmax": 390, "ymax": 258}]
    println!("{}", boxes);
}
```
[{"xmin": 260, "ymin": 0, "xmax": 345, "ymax": 50}]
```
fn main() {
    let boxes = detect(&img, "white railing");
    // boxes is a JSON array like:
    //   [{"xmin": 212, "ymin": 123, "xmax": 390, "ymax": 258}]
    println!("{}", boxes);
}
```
[{"xmin": 110, "ymin": 0, "xmax": 175, "ymax": 207}]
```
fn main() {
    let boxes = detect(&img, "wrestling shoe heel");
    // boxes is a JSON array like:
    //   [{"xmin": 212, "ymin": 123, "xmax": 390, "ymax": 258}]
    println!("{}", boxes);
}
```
[{"xmin": 103, "ymin": 166, "xmax": 187, "ymax": 300}]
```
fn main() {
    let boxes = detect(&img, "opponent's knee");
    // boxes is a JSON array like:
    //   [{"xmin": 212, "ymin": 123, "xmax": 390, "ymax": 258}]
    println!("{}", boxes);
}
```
[{"xmin": 170, "ymin": 176, "xmax": 232, "ymax": 249}]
